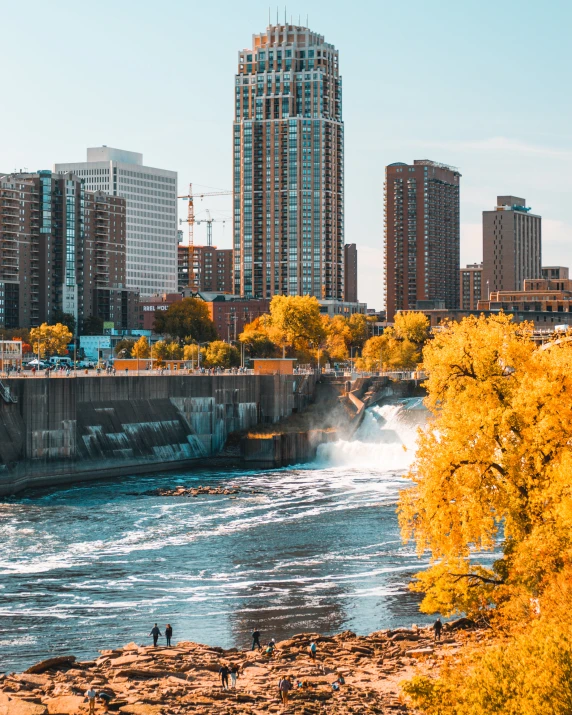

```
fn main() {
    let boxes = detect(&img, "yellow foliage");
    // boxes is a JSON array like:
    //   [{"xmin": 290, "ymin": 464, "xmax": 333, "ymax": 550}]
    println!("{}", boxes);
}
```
[
  {"xmin": 30, "ymin": 323, "xmax": 72, "ymax": 358},
  {"xmin": 131, "ymin": 336, "xmax": 150, "ymax": 358}
]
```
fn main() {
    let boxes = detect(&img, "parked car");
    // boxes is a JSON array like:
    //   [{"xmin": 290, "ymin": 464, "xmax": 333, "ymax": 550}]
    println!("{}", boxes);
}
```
[
  {"xmin": 48, "ymin": 356, "xmax": 73, "ymax": 367},
  {"xmin": 77, "ymin": 360, "xmax": 95, "ymax": 369}
]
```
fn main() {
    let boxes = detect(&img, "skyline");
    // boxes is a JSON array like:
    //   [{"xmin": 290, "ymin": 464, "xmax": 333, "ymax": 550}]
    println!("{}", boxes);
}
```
[{"xmin": 1, "ymin": 0, "xmax": 571, "ymax": 309}]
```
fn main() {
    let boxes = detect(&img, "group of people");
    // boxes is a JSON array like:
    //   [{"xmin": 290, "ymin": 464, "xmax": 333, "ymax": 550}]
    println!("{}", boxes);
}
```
[
  {"xmin": 149, "ymin": 623, "xmax": 173, "ymax": 647},
  {"xmin": 218, "ymin": 662, "xmax": 241, "ymax": 689},
  {"xmin": 84, "ymin": 685, "xmax": 112, "ymax": 714}
]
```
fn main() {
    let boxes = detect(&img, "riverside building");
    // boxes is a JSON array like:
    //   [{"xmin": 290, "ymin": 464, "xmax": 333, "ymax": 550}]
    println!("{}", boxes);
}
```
[
  {"xmin": 384, "ymin": 160, "xmax": 461, "ymax": 321},
  {"xmin": 482, "ymin": 196, "xmax": 542, "ymax": 295},
  {"xmin": 0, "ymin": 171, "xmax": 137, "ymax": 330},
  {"xmin": 55, "ymin": 147, "xmax": 178, "ymax": 298},
  {"xmin": 233, "ymin": 24, "xmax": 344, "ymax": 300},
  {"xmin": 459, "ymin": 262, "xmax": 482, "ymax": 310}
]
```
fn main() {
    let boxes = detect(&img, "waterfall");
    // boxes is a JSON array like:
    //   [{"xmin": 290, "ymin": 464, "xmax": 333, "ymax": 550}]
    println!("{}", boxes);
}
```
[{"xmin": 316, "ymin": 397, "xmax": 427, "ymax": 470}]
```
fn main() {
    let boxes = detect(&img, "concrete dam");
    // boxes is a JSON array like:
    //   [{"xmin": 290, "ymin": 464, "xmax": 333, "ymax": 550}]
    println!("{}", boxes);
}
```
[{"xmin": 0, "ymin": 374, "xmax": 316, "ymax": 496}]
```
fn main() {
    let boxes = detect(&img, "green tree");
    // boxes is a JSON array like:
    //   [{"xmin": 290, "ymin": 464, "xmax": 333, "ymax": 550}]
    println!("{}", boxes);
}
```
[
  {"xmin": 152, "ymin": 298, "xmax": 217, "ymax": 342},
  {"xmin": 204, "ymin": 341, "xmax": 240, "ymax": 368},
  {"xmin": 114, "ymin": 338, "xmax": 136, "ymax": 357},
  {"xmin": 52, "ymin": 311, "xmax": 76, "ymax": 336},
  {"xmin": 82, "ymin": 315, "xmax": 104, "ymax": 336}
]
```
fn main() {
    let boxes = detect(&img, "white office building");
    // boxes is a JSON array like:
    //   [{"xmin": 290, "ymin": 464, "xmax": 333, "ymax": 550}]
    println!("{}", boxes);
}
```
[{"xmin": 55, "ymin": 147, "xmax": 178, "ymax": 297}]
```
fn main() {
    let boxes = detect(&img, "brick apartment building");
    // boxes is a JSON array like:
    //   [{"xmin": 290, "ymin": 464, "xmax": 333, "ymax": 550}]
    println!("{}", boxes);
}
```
[
  {"xmin": 344, "ymin": 243, "xmax": 357, "ymax": 302},
  {"xmin": 384, "ymin": 160, "xmax": 461, "ymax": 321},
  {"xmin": 178, "ymin": 245, "xmax": 233, "ymax": 293},
  {"xmin": 460, "ymin": 263, "xmax": 482, "ymax": 309},
  {"xmin": 0, "ymin": 170, "xmax": 138, "ymax": 331}
]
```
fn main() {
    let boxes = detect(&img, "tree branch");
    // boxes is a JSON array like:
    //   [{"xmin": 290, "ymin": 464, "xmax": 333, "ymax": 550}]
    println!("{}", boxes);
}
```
[{"xmin": 449, "ymin": 573, "xmax": 505, "ymax": 586}]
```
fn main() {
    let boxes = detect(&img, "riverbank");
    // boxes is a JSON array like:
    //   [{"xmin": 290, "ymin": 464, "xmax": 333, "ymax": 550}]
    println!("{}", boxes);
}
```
[{"xmin": 0, "ymin": 624, "xmax": 483, "ymax": 714}]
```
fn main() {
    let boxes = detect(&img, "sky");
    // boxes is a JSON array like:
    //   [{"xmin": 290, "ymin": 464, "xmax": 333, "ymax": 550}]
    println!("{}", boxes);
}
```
[{"xmin": 1, "ymin": 0, "xmax": 571, "ymax": 310}]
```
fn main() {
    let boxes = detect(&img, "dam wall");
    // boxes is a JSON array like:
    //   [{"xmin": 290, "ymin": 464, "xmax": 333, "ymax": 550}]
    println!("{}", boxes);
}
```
[{"xmin": 0, "ymin": 373, "xmax": 316, "ymax": 496}]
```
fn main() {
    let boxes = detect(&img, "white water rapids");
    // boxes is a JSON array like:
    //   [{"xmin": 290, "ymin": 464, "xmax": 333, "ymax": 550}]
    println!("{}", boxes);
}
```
[{"xmin": 0, "ymin": 398, "xmax": 430, "ymax": 672}]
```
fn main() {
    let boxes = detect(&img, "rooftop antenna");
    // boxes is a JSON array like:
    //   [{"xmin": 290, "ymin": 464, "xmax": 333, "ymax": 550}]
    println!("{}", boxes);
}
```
[
  {"xmin": 276, "ymin": 5, "xmax": 278, "ymax": 23},
  {"xmin": 306, "ymin": 14, "xmax": 308, "ymax": 27},
  {"xmin": 268, "ymin": 6, "xmax": 270, "ymax": 26},
  {"xmin": 284, "ymin": 5, "xmax": 286, "ymax": 24}
]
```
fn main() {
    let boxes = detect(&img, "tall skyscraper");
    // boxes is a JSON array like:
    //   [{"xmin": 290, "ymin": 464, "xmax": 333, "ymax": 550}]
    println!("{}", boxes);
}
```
[
  {"xmin": 233, "ymin": 24, "xmax": 344, "ymax": 300},
  {"xmin": 344, "ymin": 243, "xmax": 357, "ymax": 302},
  {"xmin": 55, "ymin": 147, "xmax": 178, "ymax": 298},
  {"xmin": 482, "ymin": 196, "xmax": 541, "ymax": 295},
  {"xmin": 384, "ymin": 160, "xmax": 461, "ymax": 321},
  {"xmin": 460, "ymin": 262, "xmax": 482, "ymax": 309}
]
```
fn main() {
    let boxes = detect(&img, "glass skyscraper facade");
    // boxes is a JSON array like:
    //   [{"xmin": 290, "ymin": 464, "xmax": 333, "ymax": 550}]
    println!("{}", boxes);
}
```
[{"xmin": 234, "ymin": 24, "xmax": 344, "ymax": 299}]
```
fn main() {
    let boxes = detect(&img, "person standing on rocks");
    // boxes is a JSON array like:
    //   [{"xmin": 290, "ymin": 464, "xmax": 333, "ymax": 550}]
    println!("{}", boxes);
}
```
[
  {"xmin": 149, "ymin": 623, "xmax": 162, "ymax": 647},
  {"xmin": 85, "ymin": 684, "xmax": 97, "ymax": 714},
  {"xmin": 251, "ymin": 628, "xmax": 261, "ymax": 650},
  {"xmin": 433, "ymin": 618, "xmax": 443, "ymax": 641},
  {"xmin": 165, "ymin": 623, "xmax": 173, "ymax": 647},
  {"xmin": 278, "ymin": 675, "xmax": 292, "ymax": 706},
  {"xmin": 219, "ymin": 663, "xmax": 230, "ymax": 690},
  {"xmin": 230, "ymin": 663, "xmax": 239, "ymax": 688},
  {"xmin": 309, "ymin": 640, "xmax": 317, "ymax": 661}
]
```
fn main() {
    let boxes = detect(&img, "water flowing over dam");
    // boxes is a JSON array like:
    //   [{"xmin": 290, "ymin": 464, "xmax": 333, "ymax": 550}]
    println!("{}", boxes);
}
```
[{"xmin": 0, "ymin": 397, "xmax": 430, "ymax": 673}]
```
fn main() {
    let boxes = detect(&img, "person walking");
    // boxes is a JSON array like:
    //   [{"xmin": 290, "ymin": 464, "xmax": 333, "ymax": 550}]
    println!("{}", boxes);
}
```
[
  {"xmin": 85, "ymin": 685, "xmax": 97, "ymax": 714},
  {"xmin": 251, "ymin": 628, "xmax": 261, "ymax": 651},
  {"xmin": 278, "ymin": 675, "xmax": 292, "ymax": 706},
  {"xmin": 433, "ymin": 617, "xmax": 443, "ymax": 642},
  {"xmin": 230, "ymin": 663, "xmax": 239, "ymax": 689},
  {"xmin": 165, "ymin": 624, "xmax": 173, "ymax": 647},
  {"xmin": 219, "ymin": 663, "xmax": 230, "ymax": 690},
  {"xmin": 149, "ymin": 623, "xmax": 162, "ymax": 647},
  {"xmin": 309, "ymin": 640, "xmax": 317, "ymax": 661}
]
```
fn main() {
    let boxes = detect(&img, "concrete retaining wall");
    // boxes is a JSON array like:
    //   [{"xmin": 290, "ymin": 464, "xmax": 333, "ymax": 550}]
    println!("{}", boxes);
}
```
[
  {"xmin": 241, "ymin": 429, "xmax": 337, "ymax": 466},
  {"xmin": 0, "ymin": 373, "xmax": 316, "ymax": 496}
]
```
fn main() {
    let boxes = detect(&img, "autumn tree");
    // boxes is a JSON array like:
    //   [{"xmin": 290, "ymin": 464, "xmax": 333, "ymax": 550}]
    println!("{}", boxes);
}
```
[
  {"xmin": 239, "ymin": 317, "xmax": 278, "ymax": 358},
  {"xmin": 203, "ymin": 340, "xmax": 240, "ymax": 368},
  {"xmin": 30, "ymin": 323, "xmax": 72, "ymax": 358},
  {"xmin": 393, "ymin": 311, "xmax": 430, "ymax": 345},
  {"xmin": 131, "ymin": 336, "xmax": 150, "ymax": 359},
  {"xmin": 263, "ymin": 295, "xmax": 325, "ymax": 355},
  {"xmin": 183, "ymin": 343, "xmax": 205, "ymax": 364},
  {"xmin": 398, "ymin": 312, "xmax": 572, "ymax": 713},
  {"xmin": 153, "ymin": 298, "xmax": 217, "ymax": 342},
  {"xmin": 152, "ymin": 340, "xmax": 183, "ymax": 364}
]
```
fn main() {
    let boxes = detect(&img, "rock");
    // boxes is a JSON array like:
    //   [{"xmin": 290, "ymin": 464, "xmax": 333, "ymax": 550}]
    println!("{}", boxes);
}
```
[
  {"xmin": 119, "ymin": 706, "xmax": 165, "ymax": 715},
  {"xmin": 45, "ymin": 695, "xmax": 85, "ymax": 714},
  {"xmin": 24, "ymin": 657, "xmax": 76, "ymax": 675},
  {"xmin": 114, "ymin": 669, "xmax": 187, "ymax": 680},
  {"xmin": 0, "ymin": 694, "xmax": 47, "ymax": 715},
  {"xmin": 405, "ymin": 648, "xmax": 435, "ymax": 659},
  {"xmin": 445, "ymin": 617, "xmax": 475, "ymax": 631}
]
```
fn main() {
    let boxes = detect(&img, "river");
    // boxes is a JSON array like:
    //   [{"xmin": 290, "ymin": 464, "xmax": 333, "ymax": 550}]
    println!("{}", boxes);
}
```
[{"xmin": 0, "ymin": 398, "xmax": 430, "ymax": 673}]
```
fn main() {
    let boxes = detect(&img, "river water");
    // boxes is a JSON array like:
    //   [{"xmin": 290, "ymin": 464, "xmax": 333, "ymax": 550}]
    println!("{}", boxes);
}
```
[{"xmin": 0, "ymin": 399, "xmax": 430, "ymax": 673}]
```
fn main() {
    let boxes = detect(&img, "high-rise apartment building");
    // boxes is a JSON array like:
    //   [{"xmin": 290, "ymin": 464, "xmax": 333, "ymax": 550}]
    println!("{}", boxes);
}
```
[
  {"xmin": 233, "ymin": 24, "xmax": 344, "ymax": 300},
  {"xmin": 344, "ymin": 243, "xmax": 357, "ymax": 302},
  {"xmin": 482, "ymin": 196, "xmax": 541, "ymax": 294},
  {"xmin": 55, "ymin": 147, "xmax": 178, "ymax": 298},
  {"xmin": 0, "ymin": 170, "xmax": 137, "ymax": 331},
  {"xmin": 459, "ymin": 262, "xmax": 482, "ymax": 309},
  {"xmin": 178, "ymin": 245, "xmax": 233, "ymax": 293},
  {"xmin": 384, "ymin": 160, "xmax": 461, "ymax": 321}
]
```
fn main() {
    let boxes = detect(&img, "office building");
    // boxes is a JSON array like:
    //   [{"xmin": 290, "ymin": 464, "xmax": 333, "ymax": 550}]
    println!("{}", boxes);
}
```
[
  {"xmin": 233, "ymin": 24, "xmax": 344, "ymax": 300},
  {"xmin": 460, "ymin": 262, "xmax": 482, "ymax": 309},
  {"xmin": 344, "ymin": 243, "xmax": 357, "ymax": 302},
  {"xmin": 0, "ymin": 170, "xmax": 137, "ymax": 331},
  {"xmin": 55, "ymin": 147, "xmax": 178, "ymax": 298},
  {"xmin": 197, "ymin": 293, "xmax": 271, "ymax": 340},
  {"xmin": 482, "ymin": 196, "xmax": 541, "ymax": 294},
  {"xmin": 384, "ymin": 160, "xmax": 461, "ymax": 321},
  {"xmin": 542, "ymin": 266, "xmax": 569, "ymax": 280},
  {"xmin": 178, "ymin": 245, "xmax": 233, "ymax": 293}
]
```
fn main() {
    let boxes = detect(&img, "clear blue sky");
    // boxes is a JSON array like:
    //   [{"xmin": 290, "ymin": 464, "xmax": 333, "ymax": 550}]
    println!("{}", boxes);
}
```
[{"xmin": 1, "ymin": 0, "xmax": 570, "ymax": 309}]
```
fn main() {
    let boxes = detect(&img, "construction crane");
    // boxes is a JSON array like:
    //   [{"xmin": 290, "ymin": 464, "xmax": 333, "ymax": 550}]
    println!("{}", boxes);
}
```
[
  {"xmin": 196, "ymin": 209, "xmax": 228, "ymax": 247},
  {"xmin": 177, "ymin": 184, "xmax": 232, "ymax": 286}
]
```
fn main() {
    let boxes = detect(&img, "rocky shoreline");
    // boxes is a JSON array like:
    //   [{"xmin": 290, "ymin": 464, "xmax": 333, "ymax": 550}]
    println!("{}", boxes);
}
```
[{"xmin": 0, "ymin": 623, "xmax": 481, "ymax": 714}]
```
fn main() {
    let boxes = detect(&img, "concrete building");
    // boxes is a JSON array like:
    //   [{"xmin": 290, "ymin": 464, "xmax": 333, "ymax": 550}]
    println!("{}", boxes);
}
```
[
  {"xmin": 317, "ymin": 299, "xmax": 366, "ymax": 318},
  {"xmin": 344, "ymin": 243, "xmax": 358, "ymax": 302},
  {"xmin": 0, "ymin": 170, "xmax": 137, "ymax": 331},
  {"xmin": 55, "ymin": 147, "xmax": 178, "ymax": 298},
  {"xmin": 384, "ymin": 160, "xmax": 461, "ymax": 321},
  {"xmin": 478, "ymin": 277, "xmax": 572, "ymax": 316},
  {"xmin": 542, "ymin": 266, "xmax": 569, "ymax": 280},
  {"xmin": 233, "ymin": 24, "xmax": 344, "ymax": 300},
  {"xmin": 460, "ymin": 262, "xmax": 482, "ymax": 310},
  {"xmin": 482, "ymin": 196, "xmax": 541, "ymax": 295},
  {"xmin": 178, "ymin": 245, "xmax": 233, "ymax": 293}
]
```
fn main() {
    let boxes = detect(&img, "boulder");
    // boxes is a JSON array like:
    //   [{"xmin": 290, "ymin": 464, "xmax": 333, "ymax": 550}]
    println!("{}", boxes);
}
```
[
  {"xmin": 119, "ymin": 706, "xmax": 165, "ymax": 715},
  {"xmin": 45, "ymin": 695, "xmax": 85, "ymax": 714},
  {"xmin": 25, "ymin": 657, "xmax": 76, "ymax": 675},
  {"xmin": 0, "ymin": 694, "xmax": 47, "ymax": 715}
]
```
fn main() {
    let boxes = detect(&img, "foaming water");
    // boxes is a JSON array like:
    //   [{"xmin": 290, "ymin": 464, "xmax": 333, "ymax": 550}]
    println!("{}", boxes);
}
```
[{"xmin": 0, "ymin": 399, "xmax": 430, "ymax": 673}]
